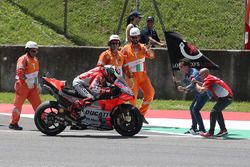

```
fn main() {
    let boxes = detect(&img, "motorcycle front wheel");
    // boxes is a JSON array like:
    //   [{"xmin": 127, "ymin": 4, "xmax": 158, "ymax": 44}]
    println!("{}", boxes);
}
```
[
  {"xmin": 34, "ymin": 101, "xmax": 66, "ymax": 136},
  {"xmin": 112, "ymin": 104, "xmax": 143, "ymax": 136}
]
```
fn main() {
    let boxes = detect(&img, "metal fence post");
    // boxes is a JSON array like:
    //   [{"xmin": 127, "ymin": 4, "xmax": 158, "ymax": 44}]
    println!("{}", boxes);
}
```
[
  {"xmin": 64, "ymin": 0, "xmax": 68, "ymax": 36},
  {"xmin": 136, "ymin": 0, "xmax": 140, "ymax": 11},
  {"xmin": 116, "ymin": 0, "xmax": 129, "ymax": 35}
]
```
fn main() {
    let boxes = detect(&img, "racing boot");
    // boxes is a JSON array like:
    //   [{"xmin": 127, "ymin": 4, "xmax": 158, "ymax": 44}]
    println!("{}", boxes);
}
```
[
  {"xmin": 69, "ymin": 98, "xmax": 92, "ymax": 130},
  {"xmin": 68, "ymin": 104, "xmax": 80, "ymax": 121},
  {"xmin": 9, "ymin": 124, "xmax": 23, "ymax": 130},
  {"xmin": 69, "ymin": 98, "xmax": 92, "ymax": 118},
  {"xmin": 73, "ymin": 98, "xmax": 92, "ymax": 109}
]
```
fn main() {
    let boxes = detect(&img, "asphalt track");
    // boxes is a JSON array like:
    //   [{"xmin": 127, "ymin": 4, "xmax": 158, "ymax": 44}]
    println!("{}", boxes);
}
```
[
  {"xmin": 1, "ymin": 104, "xmax": 250, "ymax": 167},
  {"xmin": 1, "ymin": 104, "xmax": 250, "ymax": 139}
]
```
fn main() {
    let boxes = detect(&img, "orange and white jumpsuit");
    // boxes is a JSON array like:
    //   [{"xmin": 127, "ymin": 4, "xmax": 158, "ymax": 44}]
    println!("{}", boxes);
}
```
[
  {"xmin": 97, "ymin": 48, "xmax": 133, "ymax": 79},
  {"xmin": 11, "ymin": 54, "xmax": 41, "ymax": 125},
  {"xmin": 97, "ymin": 49, "xmax": 124, "ymax": 73},
  {"xmin": 121, "ymin": 43, "xmax": 155, "ymax": 116}
]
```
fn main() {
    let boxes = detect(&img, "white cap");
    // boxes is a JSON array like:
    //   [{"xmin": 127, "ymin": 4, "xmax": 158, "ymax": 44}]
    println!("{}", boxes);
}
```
[
  {"xmin": 130, "ymin": 27, "xmax": 140, "ymax": 36},
  {"xmin": 25, "ymin": 41, "xmax": 38, "ymax": 49},
  {"xmin": 109, "ymin": 34, "xmax": 120, "ymax": 42}
]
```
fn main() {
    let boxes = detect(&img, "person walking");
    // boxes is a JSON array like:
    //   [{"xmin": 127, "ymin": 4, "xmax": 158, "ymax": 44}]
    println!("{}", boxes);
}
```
[
  {"xmin": 192, "ymin": 68, "xmax": 233, "ymax": 137},
  {"xmin": 121, "ymin": 27, "xmax": 155, "ymax": 124},
  {"xmin": 177, "ymin": 58, "xmax": 209, "ymax": 135},
  {"xmin": 9, "ymin": 41, "xmax": 42, "ymax": 130},
  {"xmin": 140, "ymin": 16, "xmax": 166, "ymax": 48}
]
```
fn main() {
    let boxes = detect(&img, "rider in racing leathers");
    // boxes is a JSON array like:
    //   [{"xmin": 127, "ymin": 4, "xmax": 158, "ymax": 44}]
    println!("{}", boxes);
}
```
[
  {"xmin": 70, "ymin": 65, "xmax": 120, "ymax": 130},
  {"xmin": 73, "ymin": 65, "xmax": 120, "ymax": 103},
  {"xmin": 72, "ymin": 66, "xmax": 119, "ymax": 111}
]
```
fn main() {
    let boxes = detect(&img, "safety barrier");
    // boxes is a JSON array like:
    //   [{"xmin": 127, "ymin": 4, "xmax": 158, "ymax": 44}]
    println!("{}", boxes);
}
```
[{"xmin": 0, "ymin": 46, "xmax": 249, "ymax": 101}]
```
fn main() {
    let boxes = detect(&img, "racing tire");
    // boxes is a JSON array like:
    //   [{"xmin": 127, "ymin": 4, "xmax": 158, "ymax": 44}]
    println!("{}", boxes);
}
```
[
  {"xmin": 112, "ymin": 104, "xmax": 143, "ymax": 136},
  {"xmin": 34, "ymin": 101, "xmax": 66, "ymax": 136}
]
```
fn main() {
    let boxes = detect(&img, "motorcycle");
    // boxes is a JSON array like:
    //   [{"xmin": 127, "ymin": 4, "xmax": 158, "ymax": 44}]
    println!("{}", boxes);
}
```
[{"xmin": 34, "ymin": 75, "xmax": 143, "ymax": 136}]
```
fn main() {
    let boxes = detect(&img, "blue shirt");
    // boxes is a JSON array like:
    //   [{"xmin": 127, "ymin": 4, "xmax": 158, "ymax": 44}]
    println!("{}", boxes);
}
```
[
  {"xmin": 182, "ymin": 68, "xmax": 212, "ymax": 97},
  {"xmin": 182, "ymin": 68, "xmax": 202, "ymax": 94}
]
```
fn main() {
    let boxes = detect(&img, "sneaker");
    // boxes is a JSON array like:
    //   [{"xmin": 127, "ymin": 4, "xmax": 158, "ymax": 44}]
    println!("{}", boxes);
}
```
[
  {"xmin": 141, "ymin": 115, "xmax": 149, "ymax": 124},
  {"xmin": 200, "ymin": 132, "xmax": 213, "ymax": 138},
  {"xmin": 184, "ymin": 128, "xmax": 197, "ymax": 135},
  {"xmin": 216, "ymin": 130, "xmax": 228, "ymax": 137},
  {"xmin": 9, "ymin": 124, "xmax": 23, "ymax": 130},
  {"xmin": 196, "ymin": 129, "xmax": 206, "ymax": 135}
]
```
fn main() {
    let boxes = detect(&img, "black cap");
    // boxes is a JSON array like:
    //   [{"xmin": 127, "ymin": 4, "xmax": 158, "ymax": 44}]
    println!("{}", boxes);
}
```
[
  {"xmin": 129, "ymin": 11, "xmax": 143, "ymax": 18},
  {"xmin": 147, "ymin": 16, "xmax": 154, "ymax": 22}
]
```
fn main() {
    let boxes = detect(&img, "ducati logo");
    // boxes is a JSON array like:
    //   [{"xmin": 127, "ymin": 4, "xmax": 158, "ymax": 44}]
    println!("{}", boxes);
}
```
[{"xmin": 179, "ymin": 42, "xmax": 203, "ymax": 60}]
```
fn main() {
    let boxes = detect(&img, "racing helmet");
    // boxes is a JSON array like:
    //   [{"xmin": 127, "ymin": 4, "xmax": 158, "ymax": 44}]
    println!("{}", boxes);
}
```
[
  {"xmin": 25, "ymin": 41, "xmax": 38, "ymax": 49},
  {"xmin": 102, "ymin": 65, "xmax": 120, "ymax": 83}
]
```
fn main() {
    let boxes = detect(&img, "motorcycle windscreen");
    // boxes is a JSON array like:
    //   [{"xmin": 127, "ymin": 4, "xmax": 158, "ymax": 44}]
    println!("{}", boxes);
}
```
[{"xmin": 113, "ymin": 76, "xmax": 134, "ymax": 97}]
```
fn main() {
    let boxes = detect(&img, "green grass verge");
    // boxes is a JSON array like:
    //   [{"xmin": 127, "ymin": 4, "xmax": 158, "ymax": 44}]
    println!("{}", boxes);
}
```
[
  {"xmin": 1, "ymin": 92, "xmax": 249, "ymax": 112},
  {"xmin": 2, "ymin": 0, "xmax": 245, "ymax": 49},
  {"xmin": 0, "ymin": 1, "xmax": 74, "ymax": 46}
]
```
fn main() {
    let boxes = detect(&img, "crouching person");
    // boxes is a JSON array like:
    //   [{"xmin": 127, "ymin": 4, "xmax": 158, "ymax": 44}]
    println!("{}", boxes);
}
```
[
  {"xmin": 70, "ymin": 65, "xmax": 120, "ymax": 130},
  {"xmin": 192, "ymin": 68, "xmax": 233, "ymax": 137}
]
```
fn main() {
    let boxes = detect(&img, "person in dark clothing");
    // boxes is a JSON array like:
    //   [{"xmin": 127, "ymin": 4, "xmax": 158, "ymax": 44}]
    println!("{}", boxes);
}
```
[
  {"xmin": 140, "ymin": 16, "xmax": 166, "ymax": 47},
  {"xmin": 177, "ymin": 58, "xmax": 210, "ymax": 135}
]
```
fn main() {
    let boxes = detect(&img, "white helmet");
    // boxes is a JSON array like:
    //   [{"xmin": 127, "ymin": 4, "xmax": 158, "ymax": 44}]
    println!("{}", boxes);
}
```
[
  {"xmin": 25, "ymin": 41, "xmax": 38, "ymax": 49},
  {"xmin": 109, "ymin": 34, "xmax": 120, "ymax": 42},
  {"xmin": 130, "ymin": 27, "xmax": 140, "ymax": 36}
]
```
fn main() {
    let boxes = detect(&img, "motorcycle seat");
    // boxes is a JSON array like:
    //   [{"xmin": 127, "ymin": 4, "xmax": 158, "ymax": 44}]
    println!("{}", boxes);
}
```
[{"xmin": 62, "ymin": 88, "xmax": 85, "ymax": 98}]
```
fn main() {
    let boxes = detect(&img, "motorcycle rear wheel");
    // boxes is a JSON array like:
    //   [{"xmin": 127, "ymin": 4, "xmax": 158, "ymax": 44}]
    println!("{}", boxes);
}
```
[
  {"xmin": 112, "ymin": 104, "xmax": 143, "ymax": 136},
  {"xmin": 34, "ymin": 101, "xmax": 66, "ymax": 136}
]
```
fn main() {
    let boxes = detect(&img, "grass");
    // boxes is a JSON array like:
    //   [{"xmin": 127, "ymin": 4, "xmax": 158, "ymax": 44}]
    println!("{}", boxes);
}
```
[
  {"xmin": 0, "ymin": 1, "xmax": 74, "ymax": 46},
  {"xmin": 1, "ymin": 92, "xmax": 250, "ymax": 112},
  {"xmin": 0, "ymin": 1, "xmax": 248, "ymax": 111},
  {"xmin": 1, "ymin": 0, "xmax": 245, "ymax": 49}
]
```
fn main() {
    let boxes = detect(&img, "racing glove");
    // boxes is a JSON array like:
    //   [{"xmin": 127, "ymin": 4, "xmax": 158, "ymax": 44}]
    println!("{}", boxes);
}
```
[{"xmin": 110, "ymin": 86, "xmax": 121, "ymax": 96}]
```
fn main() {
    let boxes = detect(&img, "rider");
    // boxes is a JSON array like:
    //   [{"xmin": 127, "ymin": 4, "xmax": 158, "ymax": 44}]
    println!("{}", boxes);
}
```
[
  {"xmin": 72, "ymin": 65, "xmax": 121, "ymax": 109},
  {"xmin": 70, "ymin": 65, "xmax": 121, "ymax": 130}
]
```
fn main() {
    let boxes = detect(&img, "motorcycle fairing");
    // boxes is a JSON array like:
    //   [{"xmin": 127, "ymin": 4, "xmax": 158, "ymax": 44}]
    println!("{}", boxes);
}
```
[
  {"xmin": 43, "ymin": 77, "xmax": 66, "ymax": 91},
  {"xmin": 81, "ymin": 106, "xmax": 112, "ymax": 129}
]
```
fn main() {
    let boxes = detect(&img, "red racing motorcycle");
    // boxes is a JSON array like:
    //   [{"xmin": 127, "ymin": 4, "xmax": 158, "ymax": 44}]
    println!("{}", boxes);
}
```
[{"xmin": 34, "ymin": 75, "xmax": 143, "ymax": 136}]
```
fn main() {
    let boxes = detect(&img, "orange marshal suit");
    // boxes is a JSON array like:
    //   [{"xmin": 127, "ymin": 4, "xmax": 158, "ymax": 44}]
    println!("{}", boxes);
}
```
[
  {"xmin": 11, "ymin": 54, "xmax": 41, "ymax": 124},
  {"xmin": 121, "ymin": 43, "xmax": 155, "ymax": 116}
]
